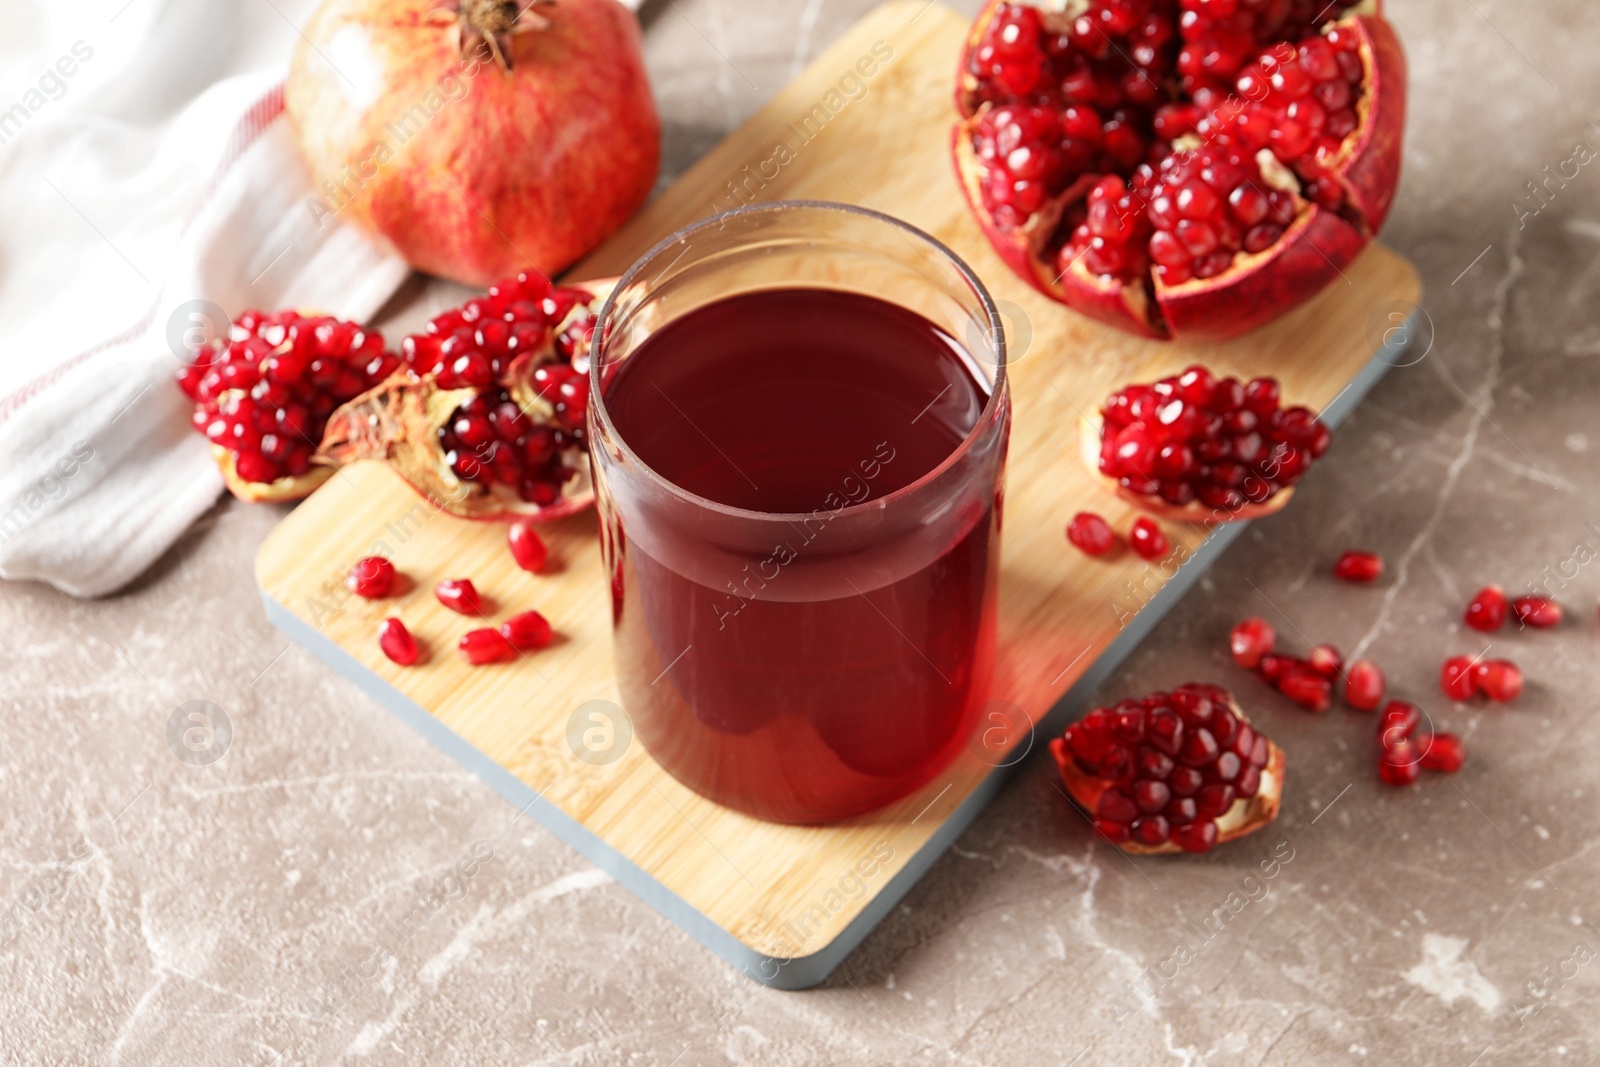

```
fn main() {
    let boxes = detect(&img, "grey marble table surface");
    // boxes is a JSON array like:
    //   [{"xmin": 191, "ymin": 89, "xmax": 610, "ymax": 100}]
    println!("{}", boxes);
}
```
[{"xmin": 3, "ymin": 1, "xmax": 1599, "ymax": 1064}]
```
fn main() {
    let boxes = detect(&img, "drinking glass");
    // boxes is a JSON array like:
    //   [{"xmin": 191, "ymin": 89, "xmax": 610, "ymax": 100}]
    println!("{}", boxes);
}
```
[{"xmin": 588, "ymin": 201, "xmax": 1009, "ymax": 823}]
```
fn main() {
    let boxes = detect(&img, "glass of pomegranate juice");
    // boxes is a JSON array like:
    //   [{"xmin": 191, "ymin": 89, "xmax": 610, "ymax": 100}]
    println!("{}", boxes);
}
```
[{"xmin": 588, "ymin": 201, "xmax": 1010, "ymax": 823}]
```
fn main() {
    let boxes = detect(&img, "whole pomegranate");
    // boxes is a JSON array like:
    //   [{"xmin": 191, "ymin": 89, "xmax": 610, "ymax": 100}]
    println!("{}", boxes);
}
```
[
  {"xmin": 952, "ymin": 0, "xmax": 1405, "ymax": 339},
  {"xmin": 286, "ymin": 0, "xmax": 660, "ymax": 287}
]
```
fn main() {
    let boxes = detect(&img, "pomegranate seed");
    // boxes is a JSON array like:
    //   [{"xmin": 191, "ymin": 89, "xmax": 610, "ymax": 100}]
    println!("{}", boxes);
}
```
[
  {"xmin": 1378, "ymin": 742, "xmax": 1421, "ymax": 786},
  {"xmin": 1416, "ymin": 732, "xmax": 1465, "ymax": 773},
  {"xmin": 1230, "ymin": 617, "xmax": 1276, "ymax": 668},
  {"xmin": 1172, "ymin": 820, "xmax": 1219, "ymax": 853},
  {"xmin": 377, "ymin": 617, "xmax": 418, "ymax": 666},
  {"xmin": 1376, "ymin": 700, "xmax": 1420, "ymax": 748},
  {"xmin": 1067, "ymin": 511, "xmax": 1116, "ymax": 556},
  {"xmin": 1278, "ymin": 669, "xmax": 1332, "ymax": 712},
  {"xmin": 1093, "ymin": 818, "xmax": 1132, "ymax": 844},
  {"xmin": 436, "ymin": 578, "xmax": 483, "ymax": 615},
  {"xmin": 1258, "ymin": 652, "xmax": 1299, "ymax": 683},
  {"xmin": 507, "ymin": 522, "xmax": 550, "ymax": 573},
  {"xmin": 1473, "ymin": 659, "xmax": 1523, "ymax": 702},
  {"xmin": 1463, "ymin": 585, "xmax": 1507, "ymax": 632},
  {"xmin": 458, "ymin": 627, "xmax": 517, "ymax": 665},
  {"xmin": 1440, "ymin": 655, "xmax": 1479, "ymax": 701},
  {"xmin": 1132, "ymin": 815, "xmax": 1171, "ymax": 847},
  {"xmin": 1307, "ymin": 643, "xmax": 1343, "ymax": 678},
  {"xmin": 1098, "ymin": 788, "xmax": 1138, "ymax": 823},
  {"xmin": 1333, "ymin": 550, "xmax": 1383, "ymax": 583},
  {"xmin": 1511, "ymin": 595, "xmax": 1562, "ymax": 628},
  {"xmin": 1344, "ymin": 659, "xmax": 1385, "ymax": 711},
  {"xmin": 1129, "ymin": 517, "xmax": 1169, "ymax": 560},
  {"xmin": 347, "ymin": 556, "xmax": 396, "ymax": 599},
  {"xmin": 499, "ymin": 610, "xmax": 554, "ymax": 651}
]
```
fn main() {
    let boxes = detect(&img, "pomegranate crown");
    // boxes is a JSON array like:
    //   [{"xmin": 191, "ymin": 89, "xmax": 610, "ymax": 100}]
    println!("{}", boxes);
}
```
[{"xmin": 431, "ymin": 0, "xmax": 557, "ymax": 73}]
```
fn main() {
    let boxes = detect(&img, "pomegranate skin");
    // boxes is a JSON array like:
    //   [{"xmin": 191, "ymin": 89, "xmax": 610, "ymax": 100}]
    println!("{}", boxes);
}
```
[
  {"xmin": 286, "ymin": 0, "xmax": 660, "ymax": 287},
  {"xmin": 1153, "ymin": 206, "xmax": 1368, "ymax": 339}
]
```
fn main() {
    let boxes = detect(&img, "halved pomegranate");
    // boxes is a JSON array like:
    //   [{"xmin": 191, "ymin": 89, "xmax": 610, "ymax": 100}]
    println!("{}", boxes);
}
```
[
  {"xmin": 318, "ymin": 274, "xmax": 612, "ymax": 521},
  {"xmin": 178, "ymin": 311, "xmax": 398, "ymax": 502},
  {"xmin": 1078, "ymin": 365, "xmax": 1329, "ymax": 519},
  {"xmin": 952, "ymin": 0, "xmax": 1405, "ymax": 338},
  {"xmin": 1051, "ymin": 682, "xmax": 1284, "ymax": 854}
]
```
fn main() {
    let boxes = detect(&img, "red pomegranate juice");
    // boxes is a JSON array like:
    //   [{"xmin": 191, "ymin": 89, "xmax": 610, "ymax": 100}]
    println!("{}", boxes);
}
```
[{"xmin": 602, "ymin": 288, "xmax": 1000, "ymax": 822}]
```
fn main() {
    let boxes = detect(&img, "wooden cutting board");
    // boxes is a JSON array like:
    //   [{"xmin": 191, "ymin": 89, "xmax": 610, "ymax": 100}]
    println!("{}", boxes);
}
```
[{"xmin": 257, "ymin": 0, "xmax": 1421, "ymax": 988}]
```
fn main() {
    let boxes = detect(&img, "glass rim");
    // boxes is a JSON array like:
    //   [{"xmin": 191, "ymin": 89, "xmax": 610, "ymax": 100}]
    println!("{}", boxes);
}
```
[{"xmin": 587, "ymin": 199, "xmax": 1008, "ymax": 523}]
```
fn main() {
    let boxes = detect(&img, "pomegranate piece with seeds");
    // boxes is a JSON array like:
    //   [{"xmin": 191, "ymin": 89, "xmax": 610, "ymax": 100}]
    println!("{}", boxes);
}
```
[
  {"xmin": 499, "ymin": 610, "xmax": 554, "ymax": 651},
  {"xmin": 377, "ymin": 617, "xmax": 419, "ymax": 666},
  {"xmin": 508, "ymin": 522, "xmax": 550, "ymax": 573},
  {"xmin": 1463, "ymin": 585, "xmax": 1508, "ymax": 632},
  {"xmin": 1067, "ymin": 511, "xmax": 1117, "ymax": 556},
  {"xmin": 458, "ymin": 627, "xmax": 517, "ymax": 666},
  {"xmin": 1129, "ymin": 516, "xmax": 1170, "ymax": 559},
  {"xmin": 347, "ymin": 556, "xmax": 396, "ymax": 600},
  {"xmin": 1417, "ymin": 732, "xmax": 1465, "ymax": 773},
  {"xmin": 435, "ymin": 579, "xmax": 483, "ymax": 616},
  {"xmin": 1080, "ymin": 366, "xmax": 1330, "ymax": 520},
  {"xmin": 1344, "ymin": 658, "xmax": 1385, "ymax": 711},
  {"xmin": 953, "ymin": 0, "xmax": 1405, "ymax": 338},
  {"xmin": 1230, "ymin": 617, "xmax": 1276, "ymax": 669},
  {"xmin": 317, "ymin": 273, "xmax": 613, "ymax": 522},
  {"xmin": 177, "ymin": 311, "xmax": 398, "ymax": 502},
  {"xmin": 1333, "ymin": 550, "xmax": 1383, "ymax": 583},
  {"xmin": 1473, "ymin": 658, "xmax": 1523, "ymax": 702},
  {"xmin": 1512, "ymin": 595, "xmax": 1562, "ymax": 628},
  {"xmin": 1051, "ymin": 682, "xmax": 1284, "ymax": 855},
  {"xmin": 1440, "ymin": 655, "xmax": 1478, "ymax": 700}
]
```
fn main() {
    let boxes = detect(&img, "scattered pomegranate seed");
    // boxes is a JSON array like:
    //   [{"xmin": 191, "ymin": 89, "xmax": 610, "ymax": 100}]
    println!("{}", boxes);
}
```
[
  {"xmin": 458, "ymin": 627, "xmax": 517, "ymax": 665},
  {"xmin": 1279, "ymin": 669, "xmax": 1332, "ymax": 712},
  {"xmin": 1512, "ymin": 595, "xmax": 1562, "ymax": 628},
  {"xmin": 1333, "ymin": 550, "xmax": 1383, "ymax": 583},
  {"xmin": 1439, "ymin": 655, "xmax": 1478, "ymax": 701},
  {"xmin": 1258, "ymin": 652, "xmax": 1298, "ymax": 683},
  {"xmin": 1054, "ymin": 682, "xmax": 1274, "ymax": 854},
  {"xmin": 1463, "ymin": 585, "xmax": 1507, "ymax": 632},
  {"xmin": 1230, "ymin": 617, "xmax": 1276, "ymax": 669},
  {"xmin": 499, "ymin": 610, "xmax": 554, "ymax": 651},
  {"xmin": 1473, "ymin": 659, "xmax": 1523, "ymax": 702},
  {"xmin": 508, "ymin": 522, "xmax": 550, "ymax": 573},
  {"xmin": 1129, "ymin": 517, "xmax": 1169, "ymax": 560},
  {"xmin": 1307, "ymin": 643, "xmax": 1343, "ymax": 678},
  {"xmin": 1416, "ymin": 732, "xmax": 1465, "ymax": 773},
  {"xmin": 1378, "ymin": 741, "xmax": 1421, "ymax": 786},
  {"xmin": 377, "ymin": 617, "xmax": 419, "ymax": 666},
  {"xmin": 1344, "ymin": 659, "xmax": 1385, "ymax": 711},
  {"xmin": 1376, "ymin": 700, "xmax": 1420, "ymax": 748},
  {"xmin": 436, "ymin": 578, "xmax": 483, "ymax": 615},
  {"xmin": 347, "ymin": 556, "xmax": 396, "ymax": 599},
  {"xmin": 1067, "ymin": 511, "xmax": 1116, "ymax": 556}
]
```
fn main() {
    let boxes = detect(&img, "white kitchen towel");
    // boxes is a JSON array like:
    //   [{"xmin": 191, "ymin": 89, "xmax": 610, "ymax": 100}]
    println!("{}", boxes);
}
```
[{"xmin": 0, "ymin": 0, "xmax": 412, "ymax": 598}]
